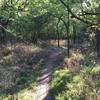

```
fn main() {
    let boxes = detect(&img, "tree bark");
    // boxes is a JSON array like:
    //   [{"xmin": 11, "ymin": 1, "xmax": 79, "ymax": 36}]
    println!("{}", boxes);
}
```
[
  {"xmin": 57, "ymin": 18, "xmax": 61, "ymax": 48},
  {"xmin": 96, "ymin": 29, "xmax": 100, "ymax": 57},
  {"xmin": 60, "ymin": 18, "xmax": 70, "ymax": 57},
  {"xmin": 57, "ymin": 24, "xmax": 60, "ymax": 47},
  {"xmin": 73, "ymin": 25, "xmax": 76, "ymax": 44},
  {"xmin": 67, "ymin": 12, "xmax": 70, "ymax": 58},
  {"xmin": 0, "ymin": 25, "xmax": 6, "ymax": 43}
]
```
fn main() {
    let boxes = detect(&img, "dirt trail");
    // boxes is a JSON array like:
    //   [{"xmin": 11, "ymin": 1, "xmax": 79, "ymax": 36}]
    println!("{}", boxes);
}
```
[{"xmin": 33, "ymin": 47, "xmax": 66, "ymax": 100}]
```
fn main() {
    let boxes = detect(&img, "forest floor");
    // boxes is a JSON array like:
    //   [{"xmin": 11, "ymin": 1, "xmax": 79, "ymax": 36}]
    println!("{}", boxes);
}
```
[
  {"xmin": 0, "ymin": 42, "xmax": 67, "ymax": 100},
  {"xmin": 0, "ymin": 41, "xmax": 99, "ymax": 100},
  {"xmin": 32, "ymin": 46, "xmax": 67, "ymax": 100}
]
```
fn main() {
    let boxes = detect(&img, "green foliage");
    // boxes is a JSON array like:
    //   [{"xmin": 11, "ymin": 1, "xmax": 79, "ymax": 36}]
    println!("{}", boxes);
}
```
[
  {"xmin": 51, "ymin": 69, "xmax": 72, "ymax": 96},
  {"xmin": 51, "ymin": 66, "xmax": 100, "ymax": 100},
  {"xmin": 0, "ymin": 0, "xmax": 100, "ymax": 42},
  {"xmin": 10, "ymin": 15, "xmax": 35, "ymax": 41}
]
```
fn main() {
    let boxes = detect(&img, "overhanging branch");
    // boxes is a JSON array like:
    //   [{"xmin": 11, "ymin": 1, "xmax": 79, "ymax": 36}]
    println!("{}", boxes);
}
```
[
  {"xmin": 59, "ymin": 0, "xmax": 93, "ymax": 25},
  {"xmin": 79, "ymin": 12, "xmax": 100, "ymax": 16}
]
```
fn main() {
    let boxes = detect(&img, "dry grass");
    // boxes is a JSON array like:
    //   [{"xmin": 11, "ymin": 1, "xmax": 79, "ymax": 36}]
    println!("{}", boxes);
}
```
[
  {"xmin": 0, "ymin": 42, "xmax": 42, "ymax": 93},
  {"xmin": 64, "ymin": 50, "xmax": 84, "ymax": 72}
]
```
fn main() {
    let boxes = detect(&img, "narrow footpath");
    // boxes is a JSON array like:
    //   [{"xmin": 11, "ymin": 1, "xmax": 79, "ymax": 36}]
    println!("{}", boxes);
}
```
[{"xmin": 33, "ymin": 47, "xmax": 66, "ymax": 100}]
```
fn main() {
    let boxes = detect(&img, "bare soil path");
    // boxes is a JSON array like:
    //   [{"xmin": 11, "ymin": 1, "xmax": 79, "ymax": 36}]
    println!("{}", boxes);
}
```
[{"xmin": 33, "ymin": 47, "xmax": 66, "ymax": 100}]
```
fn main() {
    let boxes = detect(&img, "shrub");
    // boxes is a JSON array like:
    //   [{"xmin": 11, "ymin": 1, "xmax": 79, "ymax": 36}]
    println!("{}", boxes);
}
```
[
  {"xmin": 51, "ymin": 66, "xmax": 100, "ymax": 100},
  {"xmin": 51, "ymin": 69, "xmax": 72, "ymax": 96}
]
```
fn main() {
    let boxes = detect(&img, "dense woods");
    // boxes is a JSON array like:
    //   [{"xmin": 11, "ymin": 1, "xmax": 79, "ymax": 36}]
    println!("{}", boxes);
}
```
[{"xmin": 0, "ymin": 0, "xmax": 100, "ymax": 100}]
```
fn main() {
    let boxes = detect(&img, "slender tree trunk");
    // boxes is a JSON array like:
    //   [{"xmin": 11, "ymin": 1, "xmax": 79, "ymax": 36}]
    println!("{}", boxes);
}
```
[
  {"xmin": 61, "ymin": 18, "xmax": 70, "ymax": 57},
  {"xmin": 53, "ymin": 13, "xmax": 70, "ymax": 57},
  {"xmin": 73, "ymin": 25, "xmax": 76, "ymax": 44},
  {"xmin": 57, "ymin": 18, "xmax": 60, "ymax": 48},
  {"xmin": 67, "ymin": 6, "xmax": 70, "ymax": 58},
  {"xmin": 57, "ymin": 29, "xmax": 60, "ymax": 48},
  {"xmin": 67, "ymin": 32, "xmax": 70, "ymax": 58},
  {"xmin": 0, "ymin": 26, "xmax": 6, "ymax": 43},
  {"xmin": 96, "ymin": 28, "xmax": 100, "ymax": 57}
]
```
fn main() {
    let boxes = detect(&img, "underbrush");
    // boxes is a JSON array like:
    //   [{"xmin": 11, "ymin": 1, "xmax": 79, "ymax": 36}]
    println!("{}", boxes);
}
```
[
  {"xmin": 0, "ymin": 43, "xmax": 43, "ymax": 100},
  {"xmin": 0, "ymin": 63, "xmax": 42, "ymax": 100},
  {"xmin": 51, "ymin": 66, "xmax": 100, "ymax": 100}
]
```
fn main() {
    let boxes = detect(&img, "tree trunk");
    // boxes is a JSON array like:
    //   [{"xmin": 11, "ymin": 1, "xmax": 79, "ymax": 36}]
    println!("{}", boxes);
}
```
[
  {"xmin": 67, "ymin": 6, "xmax": 70, "ymax": 58},
  {"xmin": 57, "ymin": 18, "xmax": 60, "ymax": 48},
  {"xmin": 57, "ymin": 30, "xmax": 60, "ymax": 48},
  {"xmin": 0, "ymin": 27, "xmax": 6, "ymax": 43},
  {"xmin": 61, "ymin": 18, "xmax": 70, "ymax": 58},
  {"xmin": 96, "ymin": 28, "xmax": 100, "ymax": 57},
  {"xmin": 73, "ymin": 25, "xmax": 76, "ymax": 44}
]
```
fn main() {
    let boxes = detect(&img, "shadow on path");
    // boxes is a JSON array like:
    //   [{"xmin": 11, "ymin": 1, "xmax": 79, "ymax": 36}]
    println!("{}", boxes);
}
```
[{"xmin": 33, "ymin": 47, "xmax": 67, "ymax": 100}]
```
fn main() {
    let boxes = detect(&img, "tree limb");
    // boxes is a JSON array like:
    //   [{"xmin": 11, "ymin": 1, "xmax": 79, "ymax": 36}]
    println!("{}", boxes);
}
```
[
  {"xmin": 0, "ymin": 24, "xmax": 10, "ymax": 33},
  {"xmin": 59, "ymin": 0, "xmax": 93, "ymax": 25},
  {"xmin": 79, "ymin": 12, "xmax": 100, "ymax": 16}
]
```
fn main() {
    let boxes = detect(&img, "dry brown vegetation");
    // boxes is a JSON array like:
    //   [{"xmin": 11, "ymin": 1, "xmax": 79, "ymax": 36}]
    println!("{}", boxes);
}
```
[{"xmin": 0, "ymin": 43, "xmax": 42, "ymax": 92}]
